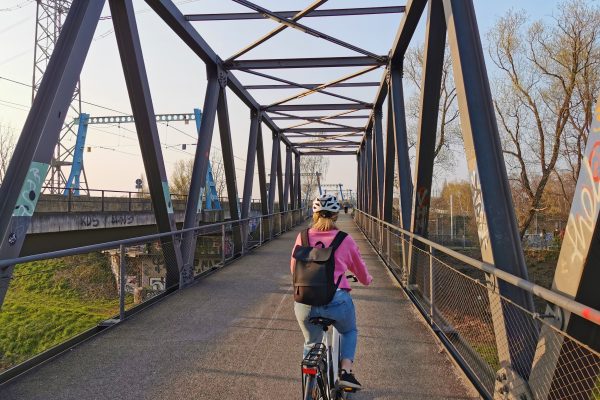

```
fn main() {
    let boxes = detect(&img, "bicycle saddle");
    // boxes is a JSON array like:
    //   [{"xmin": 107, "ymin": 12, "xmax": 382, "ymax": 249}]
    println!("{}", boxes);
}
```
[{"xmin": 309, "ymin": 316, "xmax": 336, "ymax": 327}]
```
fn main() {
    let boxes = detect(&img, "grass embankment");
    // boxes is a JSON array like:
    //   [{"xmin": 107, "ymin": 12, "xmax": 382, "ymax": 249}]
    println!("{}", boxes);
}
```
[{"xmin": 0, "ymin": 253, "xmax": 120, "ymax": 372}]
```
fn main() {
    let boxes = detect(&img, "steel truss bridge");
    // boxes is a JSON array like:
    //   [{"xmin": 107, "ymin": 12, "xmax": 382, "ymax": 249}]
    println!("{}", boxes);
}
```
[{"xmin": 0, "ymin": 1, "xmax": 599, "ymax": 399}]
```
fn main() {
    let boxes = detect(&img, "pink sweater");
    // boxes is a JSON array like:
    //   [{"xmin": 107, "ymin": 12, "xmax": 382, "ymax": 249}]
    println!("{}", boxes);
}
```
[{"xmin": 290, "ymin": 229, "xmax": 373, "ymax": 291}]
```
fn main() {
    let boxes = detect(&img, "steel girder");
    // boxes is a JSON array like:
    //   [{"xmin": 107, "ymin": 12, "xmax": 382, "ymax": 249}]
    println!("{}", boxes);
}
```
[
  {"xmin": 226, "ymin": 0, "xmax": 327, "ymax": 62},
  {"xmin": 246, "ymin": 82, "xmax": 380, "ymax": 90},
  {"xmin": 527, "ymin": 91, "xmax": 600, "ymax": 398},
  {"xmin": 256, "ymin": 124, "xmax": 269, "ymax": 216},
  {"xmin": 110, "ymin": 0, "xmax": 183, "ymax": 288},
  {"xmin": 185, "ymin": 6, "xmax": 406, "ymax": 21},
  {"xmin": 283, "ymin": 147, "xmax": 292, "ymax": 211},
  {"xmin": 225, "ymin": 56, "xmax": 386, "ymax": 70},
  {"xmin": 390, "ymin": 69, "xmax": 413, "ymax": 231},
  {"xmin": 267, "ymin": 131, "xmax": 279, "ymax": 214},
  {"xmin": 0, "ymin": 0, "xmax": 105, "ymax": 308},
  {"xmin": 216, "ymin": 87, "xmax": 242, "ymax": 253},
  {"xmin": 443, "ymin": 0, "xmax": 536, "ymax": 383}
]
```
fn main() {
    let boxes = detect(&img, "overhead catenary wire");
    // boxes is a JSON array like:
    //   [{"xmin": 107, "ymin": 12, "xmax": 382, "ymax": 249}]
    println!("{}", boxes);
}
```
[{"xmin": 0, "ymin": 74, "xmax": 262, "ymax": 172}]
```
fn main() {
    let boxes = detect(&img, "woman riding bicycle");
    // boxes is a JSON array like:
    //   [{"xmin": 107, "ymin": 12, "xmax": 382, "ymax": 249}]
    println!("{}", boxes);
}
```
[{"xmin": 291, "ymin": 194, "xmax": 373, "ymax": 390}]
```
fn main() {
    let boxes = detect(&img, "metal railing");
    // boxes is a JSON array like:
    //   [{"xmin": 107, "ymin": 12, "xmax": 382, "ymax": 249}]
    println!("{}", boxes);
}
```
[
  {"xmin": 36, "ymin": 186, "xmax": 266, "ymax": 213},
  {"xmin": 0, "ymin": 207, "xmax": 307, "ymax": 381},
  {"xmin": 353, "ymin": 209, "xmax": 600, "ymax": 400}
]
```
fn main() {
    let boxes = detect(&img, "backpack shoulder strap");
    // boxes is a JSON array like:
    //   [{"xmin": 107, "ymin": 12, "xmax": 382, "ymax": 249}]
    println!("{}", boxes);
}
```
[
  {"xmin": 329, "ymin": 231, "xmax": 348, "ymax": 251},
  {"xmin": 300, "ymin": 229, "xmax": 310, "ymax": 246}
]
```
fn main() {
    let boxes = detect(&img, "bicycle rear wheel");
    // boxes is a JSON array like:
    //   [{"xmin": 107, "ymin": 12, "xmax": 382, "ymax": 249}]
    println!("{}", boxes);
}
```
[{"xmin": 303, "ymin": 373, "xmax": 329, "ymax": 400}]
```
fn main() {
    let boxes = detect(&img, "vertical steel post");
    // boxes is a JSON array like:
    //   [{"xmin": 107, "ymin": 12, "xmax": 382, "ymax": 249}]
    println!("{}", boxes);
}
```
[
  {"xmin": 443, "ymin": 0, "xmax": 536, "ymax": 382},
  {"xmin": 256, "ymin": 123, "xmax": 269, "ymax": 216},
  {"xmin": 216, "ymin": 85, "xmax": 242, "ymax": 255},
  {"xmin": 221, "ymin": 223, "xmax": 226, "ymax": 265},
  {"xmin": 180, "ymin": 74, "xmax": 220, "ymax": 286},
  {"xmin": 0, "ymin": 0, "xmax": 104, "ymax": 308},
  {"xmin": 407, "ymin": 0, "xmax": 446, "ymax": 289},
  {"xmin": 241, "ymin": 109, "xmax": 260, "ymax": 252},
  {"xmin": 110, "ymin": 0, "xmax": 182, "ymax": 288},
  {"xmin": 283, "ymin": 146, "xmax": 292, "ymax": 212},
  {"xmin": 365, "ymin": 133, "xmax": 373, "ymax": 216},
  {"xmin": 295, "ymin": 153, "xmax": 301, "ymax": 210},
  {"xmin": 267, "ymin": 131, "xmax": 279, "ymax": 239},
  {"xmin": 390, "ymin": 68, "xmax": 413, "ymax": 231},
  {"xmin": 119, "ymin": 244, "xmax": 126, "ymax": 321},
  {"xmin": 276, "ymin": 138, "xmax": 285, "ymax": 212},
  {"xmin": 383, "ymin": 84, "xmax": 396, "ymax": 224},
  {"xmin": 373, "ymin": 107, "xmax": 385, "ymax": 219}
]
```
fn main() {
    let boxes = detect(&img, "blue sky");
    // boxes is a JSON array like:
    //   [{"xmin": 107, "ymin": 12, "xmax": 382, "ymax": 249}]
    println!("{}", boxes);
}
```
[{"xmin": 0, "ymin": 0, "xmax": 569, "ymax": 197}]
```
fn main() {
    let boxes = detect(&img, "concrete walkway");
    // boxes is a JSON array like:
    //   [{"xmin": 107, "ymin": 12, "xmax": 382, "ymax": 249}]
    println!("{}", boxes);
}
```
[{"xmin": 0, "ymin": 214, "xmax": 478, "ymax": 399}]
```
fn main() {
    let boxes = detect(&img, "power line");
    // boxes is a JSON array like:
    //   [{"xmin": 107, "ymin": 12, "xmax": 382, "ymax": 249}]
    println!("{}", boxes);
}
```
[
  {"xmin": 0, "ymin": 75, "xmax": 251, "ymax": 165},
  {"xmin": 0, "ymin": 0, "xmax": 34, "ymax": 12}
]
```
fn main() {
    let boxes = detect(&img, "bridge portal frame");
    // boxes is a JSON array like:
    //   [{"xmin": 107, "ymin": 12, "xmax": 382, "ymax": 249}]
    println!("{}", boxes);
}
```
[{"xmin": 3, "ymin": 0, "xmax": 599, "ymax": 397}]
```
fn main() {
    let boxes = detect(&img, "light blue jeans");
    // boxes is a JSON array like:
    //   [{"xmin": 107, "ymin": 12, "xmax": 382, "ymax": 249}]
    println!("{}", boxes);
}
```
[{"xmin": 294, "ymin": 289, "xmax": 358, "ymax": 361}]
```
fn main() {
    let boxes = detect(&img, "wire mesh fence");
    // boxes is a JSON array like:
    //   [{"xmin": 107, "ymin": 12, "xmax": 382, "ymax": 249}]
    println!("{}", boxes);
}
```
[
  {"xmin": 354, "ymin": 209, "xmax": 600, "ymax": 400},
  {"xmin": 0, "ymin": 208, "xmax": 307, "ymax": 377}
]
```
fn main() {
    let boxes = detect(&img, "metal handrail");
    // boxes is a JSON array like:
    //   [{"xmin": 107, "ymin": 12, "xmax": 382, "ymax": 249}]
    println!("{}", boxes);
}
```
[
  {"xmin": 353, "ymin": 208, "xmax": 600, "ymax": 327},
  {"xmin": 0, "ymin": 208, "xmax": 307, "ymax": 268}
]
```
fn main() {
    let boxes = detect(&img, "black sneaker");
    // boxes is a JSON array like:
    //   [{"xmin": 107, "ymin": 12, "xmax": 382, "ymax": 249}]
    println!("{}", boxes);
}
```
[{"xmin": 338, "ymin": 369, "xmax": 362, "ymax": 390}]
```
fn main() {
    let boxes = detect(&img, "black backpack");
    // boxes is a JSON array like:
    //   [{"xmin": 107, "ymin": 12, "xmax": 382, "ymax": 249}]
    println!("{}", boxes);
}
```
[{"xmin": 292, "ymin": 229, "xmax": 348, "ymax": 306}]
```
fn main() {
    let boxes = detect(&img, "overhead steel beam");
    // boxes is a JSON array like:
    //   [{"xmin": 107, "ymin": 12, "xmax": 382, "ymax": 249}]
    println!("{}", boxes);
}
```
[
  {"xmin": 226, "ymin": 56, "xmax": 385, "ymax": 70},
  {"xmin": 283, "ymin": 127, "xmax": 362, "ymax": 133},
  {"xmin": 0, "ymin": 0, "xmax": 105, "ymax": 309},
  {"xmin": 268, "ymin": 65, "xmax": 380, "ymax": 107},
  {"xmin": 443, "ymin": 0, "xmax": 536, "ymax": 382},
  {"xmin": 265, "ymin": 104, "xmax": 372, "ymax": 112},
  {"xmin": 181, "ymin": 74, "xmax": 220, "ymax": 286},
  {"xmin": 242, "ymin": 69, "xmax": 368, "ymax": 108},
  {"xmin": 110, "ymin": 0, "xmax": 182, "ymax": 288},
  {"xmin": 230, "ymin": 0, "xmax": 386, "ymax": 61},
  {"xmin": 245, "ymin": 82, "xmax": 380, "ymax": 90},
  {"xmin": 216, "ymin": 86, "xmax": 242, "ymax": 252},
  {"xmin": 300, "ymin": 151, "xmax": 356, "ymax": 156},
  {"xmin": 271, "ymin": 115, "xmax": 368, "ymax": 121},
  {"xmin": 186, "ymin": 6, "xmax": 406, "ymax": 21},
  {"xmin": 269, "ymin": 110, "xmax": 366, "ymax": 130},
  {"xmin": 144, "ymin": 0, "xmax": 298, "ymax": 155},
  {"xmin": 227, "ymin": 0, "xmax": 326, "ymax": 61},
  {"xmin": 293, "ymin": 142, "xmax": 360, "ymax": 148},
  {"xmin": 286, "ymin": 133, "xmax": 363, "ymax": 139},
  {"xmin": 362, "ymin": 0, "xmax": 428, "ymax": 140}
]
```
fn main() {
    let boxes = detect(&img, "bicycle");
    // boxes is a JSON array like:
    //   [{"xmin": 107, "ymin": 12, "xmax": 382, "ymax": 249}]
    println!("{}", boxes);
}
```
[{"xmin": 300, "ymin": 276, "xmax": 359, "ymax": 400}]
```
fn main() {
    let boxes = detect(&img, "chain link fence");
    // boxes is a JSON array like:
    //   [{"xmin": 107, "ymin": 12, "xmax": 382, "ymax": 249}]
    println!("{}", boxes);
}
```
[{"xmin": 354, "ymin": 209, "xmax": 600, "ymax": 400}]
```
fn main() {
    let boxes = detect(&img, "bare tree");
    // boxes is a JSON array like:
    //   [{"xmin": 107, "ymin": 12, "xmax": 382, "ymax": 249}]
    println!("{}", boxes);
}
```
[
  {"xmin": 300, "ymin": 155, "xmax": 329, "ymax": 205},
  {"xmin": 488, "ymin": 0, "xmax": 600, "ymax": 237},
  {"xmin": 169, "ymin": 153, "xmax": 227, "ymax": 200},
  {"xmin": 0, "ymin": 125, "xmax": 16, "ymax": 185},
  {"xmin": 403, "ymin": 44, "xmax": 460, "ymax": 172},
  {"xmin": 210, "ymin": 152, "xmax": 226, "ymax": 199}
]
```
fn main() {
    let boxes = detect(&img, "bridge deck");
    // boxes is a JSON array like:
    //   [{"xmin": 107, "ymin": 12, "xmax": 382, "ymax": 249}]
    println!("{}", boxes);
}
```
[{"xmin": 0, "ymin": 214, "xmax": 477, "ymax": 399}]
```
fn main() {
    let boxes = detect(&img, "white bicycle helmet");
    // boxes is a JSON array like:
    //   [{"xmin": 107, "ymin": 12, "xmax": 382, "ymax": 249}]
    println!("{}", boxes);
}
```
[{"xmin": 312, "ymin": 194, "xmax": 341, "ymax": 214}]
